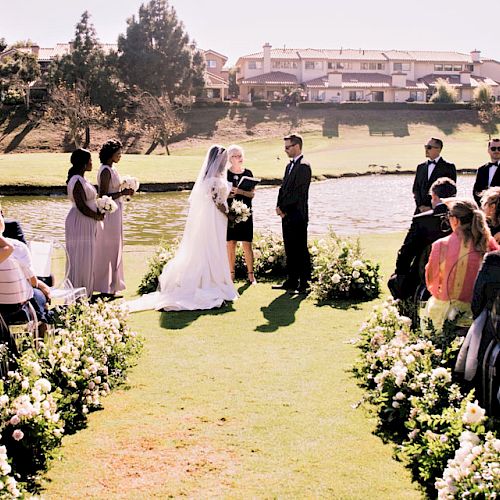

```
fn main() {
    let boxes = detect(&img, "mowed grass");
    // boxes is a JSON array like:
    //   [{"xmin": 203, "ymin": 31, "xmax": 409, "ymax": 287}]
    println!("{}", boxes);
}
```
[
  {"xmin": 0, "ymin": 118, "xmax": 493, "ymax": 187},
  {"xmin": 41, "ymin": 233, "xmax": 420, "ymax": 499}
]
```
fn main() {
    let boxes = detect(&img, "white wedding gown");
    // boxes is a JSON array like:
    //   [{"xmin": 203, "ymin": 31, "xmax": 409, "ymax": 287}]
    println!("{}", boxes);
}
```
[{"xmin": 127, "ymin": 149, "xmax": 238, "ymax": 312}]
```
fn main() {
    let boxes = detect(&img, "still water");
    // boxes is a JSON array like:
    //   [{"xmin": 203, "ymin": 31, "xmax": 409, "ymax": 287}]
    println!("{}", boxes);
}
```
[{"xmin": 0, "ymin": 174, "xmax": 475, "ymax": 246}]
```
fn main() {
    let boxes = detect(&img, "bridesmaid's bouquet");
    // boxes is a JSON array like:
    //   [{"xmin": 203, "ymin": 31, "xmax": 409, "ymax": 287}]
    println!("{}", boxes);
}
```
[
  {"xmin": 120, "ymin": 175, "xmax": 140, "ymax": 201},
  {"xmin": 96, "ymin": 195, "xmax": 118, "ymax": 214},
  {"xmin": 229, "ymin": 200, "xmax": 251, "ymax": 225}
]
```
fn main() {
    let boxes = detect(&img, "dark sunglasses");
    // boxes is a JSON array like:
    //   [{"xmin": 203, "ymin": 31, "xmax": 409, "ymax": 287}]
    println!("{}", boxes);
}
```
[
  {"xmin": 490, "ymin": 146, "xmax": 500, "ymax": 152},
  {"xmin": 285, "ymin": 144, "xmax": 296, "ymax": 149},
  {"xmin": 425, "ymin": 144, "xmax": 439, "ymax": 150}
]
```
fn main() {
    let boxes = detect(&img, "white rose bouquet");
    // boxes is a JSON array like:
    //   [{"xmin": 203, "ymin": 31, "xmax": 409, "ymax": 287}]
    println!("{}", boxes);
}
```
[
  {"xmin": 96, "ymin": 195, "xmax": 118, "ymax": 214},
  {"xmin": 229, "ymin": 200, "xmax": 251, "ymax": 225},
  {"xmin": 120, "ymin": 175, "xmax": 140, "ymax": 201}
]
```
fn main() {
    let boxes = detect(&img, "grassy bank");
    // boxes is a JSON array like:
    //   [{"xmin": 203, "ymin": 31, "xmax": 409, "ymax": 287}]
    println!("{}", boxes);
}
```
[
  {"xmin": 0, "ymin": 107, "xmax": 494, "ymax": 188},
  {"xmin": 40, "ymin": 233, "xmax": 419, "ymax": 498}
]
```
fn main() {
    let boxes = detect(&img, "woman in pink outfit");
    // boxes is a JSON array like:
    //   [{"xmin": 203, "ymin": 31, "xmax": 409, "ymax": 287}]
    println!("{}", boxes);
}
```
[
  {"xmin": 424, "ymin": 198, "xmax": 499, "ymax": 331},
  {"xmin": 94, "ymin": 139, "xmax": 134, "ymax": 298}
]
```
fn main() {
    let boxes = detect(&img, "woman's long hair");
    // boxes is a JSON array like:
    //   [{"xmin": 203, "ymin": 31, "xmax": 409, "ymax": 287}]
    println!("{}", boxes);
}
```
[
  {"xmin": 99, "ymin": 139, "xmax": 122, "ymax": 165},
  {"xmin": 446, "ymin": 198, "xmax": 491, "ymax": 252},
  {"xmin": 67, "ymin": 148, "xmax": 91, "ymax": 184},
  {"xmin": 480, "ymin": 186, "xmax": 500, "ymax": 227}
]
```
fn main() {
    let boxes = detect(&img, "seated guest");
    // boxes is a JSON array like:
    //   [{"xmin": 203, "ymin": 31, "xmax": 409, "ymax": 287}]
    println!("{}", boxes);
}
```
[
  {"xmin": 471, "ymin": 250, "xmax": 500, "ymax": 319},
  {"xmin": 423, "ymin": 199, "xmax": 499, "ymax": 332},
  {"xmin": 480, "ymin": 186, "xmax": 500, "ymax": 243},
  {"xmin": 0, "ymin": 215, "xmax": 51, "ymax": 332},
  {"xmin": 391, "ymin": 177, "xmax": 457, "ymax": 301},
  {"xmin": 1, "ymin": 212, "xmax": 27, "ymax": 245}
]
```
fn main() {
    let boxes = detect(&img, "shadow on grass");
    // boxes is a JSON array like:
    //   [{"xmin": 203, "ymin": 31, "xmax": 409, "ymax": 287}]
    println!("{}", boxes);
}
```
[
  {"xmin": 159, "ymin": 301, "xmax": 235, "ymax": 330},
  {"xmin": 314, "ymin": 297, "xmax": 366, "ymax": 310},
  {"xmin": 255, "ymin": 292, "xmax": 305, "ymax": 333}
]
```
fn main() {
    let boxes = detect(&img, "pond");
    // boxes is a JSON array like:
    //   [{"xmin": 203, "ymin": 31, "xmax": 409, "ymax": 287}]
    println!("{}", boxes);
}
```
[{"xmin": 0, "ymin": 174, "xmax": 476, "ymax": 246}]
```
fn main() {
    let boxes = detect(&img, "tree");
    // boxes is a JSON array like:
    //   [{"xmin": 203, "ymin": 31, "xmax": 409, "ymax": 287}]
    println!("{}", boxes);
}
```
[
  {"xmin": 51, "ymin": 11, "xmax": 122, "ymax": 113},
  {"xmin": 0, "ymin": 38, "xmax": 7, "ymax": 54},
  {"xmin": 472, "ymin": 83, "xmax": 499, "ymax": 139},
  {"xmin": 118, "ymin": 0, "xmax": 205, "ymax": 100},
  {"xmin": 45, "ymin": 83, "xmax": 104, "ymax": 148},
  {"xmin": 429, "ymin": 78, "xmax": 458, "ymax": 103},
  {"xmin": 228, "ymin": 68, "xmax": 239, "ymax": 99},
  {"xmin": 127, "ymin": 91, "xmax": 186, "ymax": 155},
  {"xmin": 0, "ymin": 50, "xmax": 40, "ymax": 107}
]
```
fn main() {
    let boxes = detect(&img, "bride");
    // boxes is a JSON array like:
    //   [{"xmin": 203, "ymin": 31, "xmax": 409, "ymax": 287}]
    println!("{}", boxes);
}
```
[{"xmin": 128, "ymin": 145, "xmax": 238, "ymax": 312}]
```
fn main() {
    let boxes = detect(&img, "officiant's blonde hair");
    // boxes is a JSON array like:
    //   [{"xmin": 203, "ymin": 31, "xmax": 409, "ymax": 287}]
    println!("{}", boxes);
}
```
[{"xmin": 227, "ymin": 144, "xmax": 244, "ymax": 162}]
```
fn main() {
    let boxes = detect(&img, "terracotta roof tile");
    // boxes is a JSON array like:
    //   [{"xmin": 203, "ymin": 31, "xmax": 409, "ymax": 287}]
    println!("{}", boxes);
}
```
[
  {"xmin": 305, "ymin": 73, "xmax": 425, "ymax": 89},
  {"xmin": 239, "ymin": 71, "xmax": 297, "ymax": 85}
]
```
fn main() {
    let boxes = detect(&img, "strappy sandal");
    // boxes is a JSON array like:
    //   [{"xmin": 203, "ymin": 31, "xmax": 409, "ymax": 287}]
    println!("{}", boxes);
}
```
[{"xmin": 247, "ymin": 271, "xmax": 257, "ymax": 285}]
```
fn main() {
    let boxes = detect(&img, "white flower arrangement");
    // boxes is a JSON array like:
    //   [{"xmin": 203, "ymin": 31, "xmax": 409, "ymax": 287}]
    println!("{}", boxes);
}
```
[
  {"xmin": 120, "ymin": 175, "xmax": 140, "ymax": 201},
  {"xmin": 229, "ymin": 200, "xmax": 251, "ymax": 225},
  {"xmin": 96, "ymin": 195, "xmax": 118, "ymax": 214}
]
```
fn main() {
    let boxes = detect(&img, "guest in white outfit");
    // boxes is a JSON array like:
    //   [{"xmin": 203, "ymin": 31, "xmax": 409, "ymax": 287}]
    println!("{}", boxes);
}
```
[
  {"xmin": 94, "ymin": 139, "xmax": 134, "ymax": 299},
  {"xmin": 65, "ymin": 148, "xmax": 104, "ymax": 297},
  {"xmin": 128, "ymin": 145, "xmax": 238, "ymax": 312}
]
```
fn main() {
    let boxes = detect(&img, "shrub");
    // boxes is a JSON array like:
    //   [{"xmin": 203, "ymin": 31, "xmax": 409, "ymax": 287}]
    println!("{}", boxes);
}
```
[
  {"xmin": 137, "ymin": 240, "xmax": 178, "ymax": 295},
  {"xmin": 1, "ymin": 88, "xmax": 24, "ymax": 106},
  {"xmin": 430, "ymin": 78, "xmax": 459, "ymax": 103}
]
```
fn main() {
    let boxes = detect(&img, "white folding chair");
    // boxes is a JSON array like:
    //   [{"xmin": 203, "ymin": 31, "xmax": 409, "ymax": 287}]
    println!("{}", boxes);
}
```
[{"xmin": 29, "ymin": 238, "xmax": 87, "ymax": 305}]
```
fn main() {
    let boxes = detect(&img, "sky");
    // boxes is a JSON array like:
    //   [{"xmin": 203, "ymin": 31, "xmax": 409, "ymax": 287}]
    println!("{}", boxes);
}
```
[{"xmin": 1, "ymin": 0, "xmax": 498, "ymax": 66}]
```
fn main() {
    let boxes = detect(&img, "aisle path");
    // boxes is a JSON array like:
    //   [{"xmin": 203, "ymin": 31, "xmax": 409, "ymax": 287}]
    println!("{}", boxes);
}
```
[{"xmin": 43, "ymin": 237, "xmax": 419, "ymax": 498}]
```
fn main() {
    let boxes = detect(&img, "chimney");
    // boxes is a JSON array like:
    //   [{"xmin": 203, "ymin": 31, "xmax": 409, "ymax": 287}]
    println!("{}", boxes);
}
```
[
  {"xmin": 471, "ymin": 49, "xmax": 481, "ymax": 63},
  {"xmin": 391, "ymin": 72, "xmax": 407, "ymax": 87},
  {"xmin": 327, "ymin": 71, "xmax": 342, "ymax": 87},
  {"xmin": 30, "ymin": 45, "xmax": 40, "ymax": 57},
  {"xmin": 263, "ymin": 42, "xmax": 271, "ymax": 73},
  {"xmin": 460, "ymin": 71, "xmax": 471, "ymax": 85}
]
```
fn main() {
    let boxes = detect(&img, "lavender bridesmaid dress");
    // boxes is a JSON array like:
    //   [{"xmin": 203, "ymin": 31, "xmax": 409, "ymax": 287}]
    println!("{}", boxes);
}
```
[
  {"xmin": 94, "ymin": 165, "xmax": 125, "ymax": 294},
  {"xmin": 65, "ymin": 175, "xmax": 99, "ymax": 297}
]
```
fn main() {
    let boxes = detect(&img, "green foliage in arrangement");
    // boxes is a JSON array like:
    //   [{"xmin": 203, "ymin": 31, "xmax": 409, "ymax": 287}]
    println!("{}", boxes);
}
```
[
  {"xmin": 138, "ymin": 232, "xmax": 382, "ymax": 303},
  {"xmin": 0, "ymin": 300, "xmax": 142, "ymax": 494},
  {"xmin": 353, "ymin": 299, "xmax": 500, "ymax": 498}
]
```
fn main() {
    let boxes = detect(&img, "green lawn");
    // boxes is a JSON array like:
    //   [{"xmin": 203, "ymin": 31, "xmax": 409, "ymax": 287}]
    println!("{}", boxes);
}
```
[
  {"xmin": 0, "ymin": 120, "xmax": 492, "ymax": 187},
  {"xmin": 41, "ymin": 233, "xmax": 419, "ymax": 499}
]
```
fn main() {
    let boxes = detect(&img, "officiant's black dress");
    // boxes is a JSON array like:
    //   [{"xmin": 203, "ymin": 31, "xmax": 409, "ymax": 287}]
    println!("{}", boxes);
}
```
[{"xmin": 227, "ymin": 169, "xmax": 254, "ymax": 242}]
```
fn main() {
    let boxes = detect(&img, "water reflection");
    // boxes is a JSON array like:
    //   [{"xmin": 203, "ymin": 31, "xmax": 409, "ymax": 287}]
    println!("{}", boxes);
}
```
[{"xmin": 0, "ymin": 175, "xmax": 475, "ymax": 245}]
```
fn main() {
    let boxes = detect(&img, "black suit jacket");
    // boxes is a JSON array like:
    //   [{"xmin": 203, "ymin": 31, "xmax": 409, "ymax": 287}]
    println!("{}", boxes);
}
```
[
  {"xmin": 472, "ymin": 162, "xmax": 500, "ymax": 205},
  {"xmin": 395, "ymin": 203, "xmax": 452, "ymax": 286},
  {"xmin": 277, "ymin": 156, "xmax": 312, "ymax": 223},
  {"xmin": 471, "ymin": 250, "xmax": 500, "ymax": 318},
  {"xmin": 3, "ymin": 219, "xmax": 27, "ymax": 245},
  {"xmin": 412, "ymin": 158, "xmax": 456, "ymax": 210}
]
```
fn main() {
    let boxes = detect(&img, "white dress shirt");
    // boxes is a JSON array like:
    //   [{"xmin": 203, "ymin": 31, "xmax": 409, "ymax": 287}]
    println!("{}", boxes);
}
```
[{"xmin": 427, "ymin": 156, "xmax": 441, "ymax": 180}]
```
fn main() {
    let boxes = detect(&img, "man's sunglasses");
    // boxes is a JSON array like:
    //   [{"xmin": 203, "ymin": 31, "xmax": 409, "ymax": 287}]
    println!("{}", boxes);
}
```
[
  {"xmin": 490, "ymin": 146, "xmax": 500, "ymax": 152},
  {"xmin": 425, "ymin": 144, "xmax": 439, "ymax": 149},
  {"xmin": 285, "ymin": 144, "xmax": 297, "ymax": 149}
]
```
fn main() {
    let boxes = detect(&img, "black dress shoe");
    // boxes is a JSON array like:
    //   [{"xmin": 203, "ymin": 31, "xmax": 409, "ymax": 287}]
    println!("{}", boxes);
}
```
[{"xmin": 272, "ymin": 282, "xmax": 298, "ymax": 290}]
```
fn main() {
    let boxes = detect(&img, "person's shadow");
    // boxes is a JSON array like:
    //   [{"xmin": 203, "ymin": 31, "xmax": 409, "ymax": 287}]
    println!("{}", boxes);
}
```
[
  {"xmin": 255, "ymin": 292, "xmax": 305, "ymax": 333},
  {"xmin": 159, "ymin": 302, "xmax": 235, "ymax": 330}
]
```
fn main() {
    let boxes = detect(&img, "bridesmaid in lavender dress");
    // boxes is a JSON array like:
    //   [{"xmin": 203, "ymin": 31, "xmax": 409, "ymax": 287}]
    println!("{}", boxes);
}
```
[
  {"xmin": 65, "ymin": 149, "xmax": 104, "ymax": 297},
  {"xmin": 94, "ymin": 139, "xmax": 134, "ymax": 298}
]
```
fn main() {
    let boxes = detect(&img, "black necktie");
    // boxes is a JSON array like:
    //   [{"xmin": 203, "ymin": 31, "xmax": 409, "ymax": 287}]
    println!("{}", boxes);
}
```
[{"xmin": 286, "ymin": 160, "xmax": 294, "ymax": 177}]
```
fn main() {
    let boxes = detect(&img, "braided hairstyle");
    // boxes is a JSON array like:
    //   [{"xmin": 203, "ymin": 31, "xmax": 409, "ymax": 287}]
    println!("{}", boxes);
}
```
[
  {"xmin": 67, "ymin": 148, "xmax": 91, "ymax": 184},
  {"xmin": 447, "ymin": 198, "xmax": 491, "ymax": 252}
]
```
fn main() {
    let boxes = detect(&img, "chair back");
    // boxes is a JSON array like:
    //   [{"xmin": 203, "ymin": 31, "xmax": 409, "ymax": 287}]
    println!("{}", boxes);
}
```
[{"xmin": 29, "ymin": 237, "xmax": 69, "ymax": 288}]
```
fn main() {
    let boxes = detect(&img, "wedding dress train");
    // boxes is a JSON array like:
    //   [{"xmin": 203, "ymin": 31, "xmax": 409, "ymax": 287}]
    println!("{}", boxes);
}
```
[{"xmin": 127, "ymin": 146, "xmax": 238, "ymax": 312}]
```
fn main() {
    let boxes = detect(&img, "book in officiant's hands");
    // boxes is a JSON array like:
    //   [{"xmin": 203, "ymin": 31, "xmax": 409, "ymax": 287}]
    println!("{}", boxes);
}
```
[{"xmin": 237, "ymin": 176, "xmax": 261, "ymax": 191}]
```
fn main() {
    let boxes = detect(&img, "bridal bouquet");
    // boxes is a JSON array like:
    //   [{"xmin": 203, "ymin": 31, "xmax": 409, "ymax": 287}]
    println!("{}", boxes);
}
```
[
  {"xmin": 96, "ymin": 195, "xmax": 118, "ymax": 214},
  {"xmin": 229, "ymin": 200, "xmax": 251, "ymax": 225},
  {"xmin": 120, "ymin": 175, "xmax": 140, "ymax": 201}
]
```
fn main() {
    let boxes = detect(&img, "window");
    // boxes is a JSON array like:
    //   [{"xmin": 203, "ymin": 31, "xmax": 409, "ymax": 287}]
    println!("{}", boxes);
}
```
[
  {"xmin": 453, "ymin": 64, "xmax": 462, "ymax": 71},
  {"xmin": 434, "ymin": 64, "xmax": 444, "ymax": 71},
  {"xmin": 305, "ymin": 61, "xmax": 323, "ymax": 70},
  {"xmin": 206, "ymin": 59, "xmax": 217, "ymax": 68},
  {"xmin": 328, "ymin": 62, "xmax": 349, "ymax": 70},
  {"xmin": 248, "ymin": 61, "xmax": 263, "ymax": 70},
  {"xmin": 349, "ymin": 90, "xmax": 363, "ymax": 101},
  {"xmin": 466, "ymin": 64, "xmax": 474, "ymax": 72},
  {"xmin": 444, "ymin": 64, "xmax": 453, "ymax": 71},
  {"xmin": 361, "ymin": 62, "xmax": 385, "ymax": 70},
  {"xmin": 272, "ymin": 60, "xmax": 298, "ymax": 69},
  {"xmin": 394, "ymin": 62, "xmax": 410, "ymax": 72}
]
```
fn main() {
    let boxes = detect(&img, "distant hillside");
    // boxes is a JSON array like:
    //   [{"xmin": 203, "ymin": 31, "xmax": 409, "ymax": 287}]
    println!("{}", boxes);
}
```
[{"xmin": 0, "ymin": 104, "xmax": 492, "ymax": 155}]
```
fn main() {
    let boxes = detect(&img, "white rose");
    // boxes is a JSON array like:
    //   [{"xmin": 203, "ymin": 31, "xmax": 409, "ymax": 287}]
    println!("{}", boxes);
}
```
[
  {"xmin": 332, "ymin": 273, "xmax": 341, "ymax": 284},
  {"xmin": 462, "ymin": 400, "xmax": 486, "ymax": 425},
  {"xmin": 352, "ymin": 270, "xmax": 360, "ymax": 279},
  {"xmin": 12, "ymin": 429, "xmax": 24, "ymax": 441}
]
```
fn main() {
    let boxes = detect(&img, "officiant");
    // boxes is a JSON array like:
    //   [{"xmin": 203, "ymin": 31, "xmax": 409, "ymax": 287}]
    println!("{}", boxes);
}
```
[{"xmin": 226, "ymin": 144, "xmax": 257, "ymax": 285}]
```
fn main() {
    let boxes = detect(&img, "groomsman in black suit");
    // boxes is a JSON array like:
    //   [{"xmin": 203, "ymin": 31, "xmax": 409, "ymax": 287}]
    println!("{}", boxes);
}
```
[
  {"xmin": 392, "ymin": 177, "xmax": 457, "ymax": 300},
  {"xmin": 472, "ymin": 138, "xmax": 500, "ymax": 205},
  {"xmin": 412, "ymin": 137, "xmax": 456, "ymax": 214},
  {"xmin": 274, "ymin": 134, "xmax": 312, "ymax": 293}
]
